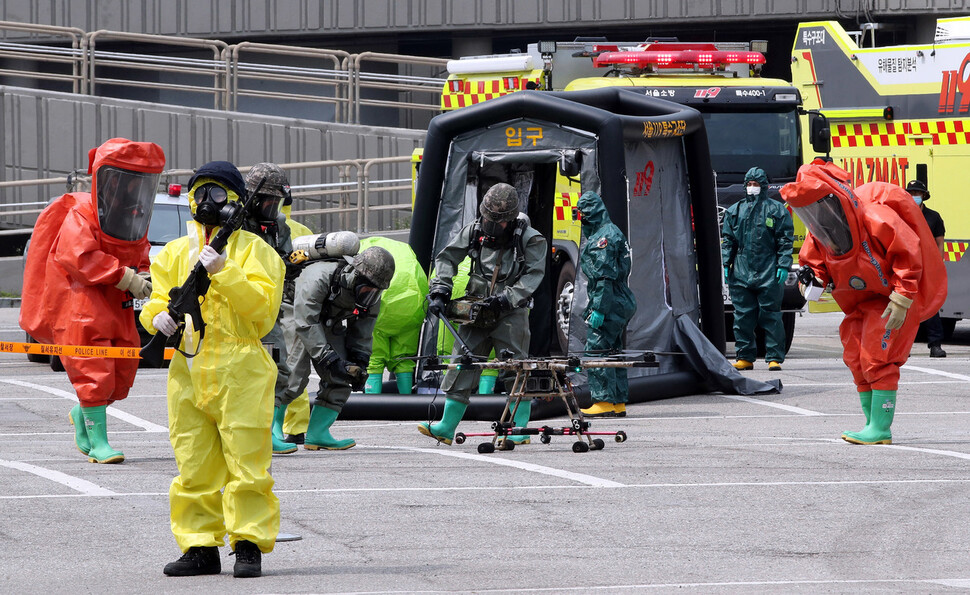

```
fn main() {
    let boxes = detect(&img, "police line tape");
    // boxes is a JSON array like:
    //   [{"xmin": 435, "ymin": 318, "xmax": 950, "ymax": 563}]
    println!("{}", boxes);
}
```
[{"xmin": 0, "ymin": 340, "xmax": 174, "ymax": 360}]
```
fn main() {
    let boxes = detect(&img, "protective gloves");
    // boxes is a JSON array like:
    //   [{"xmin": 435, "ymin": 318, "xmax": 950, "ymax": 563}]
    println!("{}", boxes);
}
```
[
  {"xmin": 319, "ymin": 351, "xmax": 366, "ymax": 387},
  {"xmin": 347, "ymin": 349, "xmax": 370, "ymax": 369},
  {"xmin": 199, "ymin": 245, "xmax": 227, "ymax": 274},
  {"xmin": 481, "ymin": 294, "xmax": 512, "ymax": 314},
  {"xmin": 881, "ymin": 291, "xmax": 914, "ymax": 331},
  {"xmin": 587, "ymin": 310, "xmax": 605, "ymax": 329},
  {"xmin": 723, "ymin": 266, "xmax": 730, "ymax": 282},
  {"xmin": 115, "ymin": 267, "xmax": 152, "ymax": 299},
  {"xmin": 776, "ymin": 267, "xmax": 789, "ymax": 285},
  {"xmin": 427, "ymin": 290, "xmax": 449, "ymax": 317},
  {"xmin": 153, "ymin": 311, "xmax": 178, "ymax": 337}
]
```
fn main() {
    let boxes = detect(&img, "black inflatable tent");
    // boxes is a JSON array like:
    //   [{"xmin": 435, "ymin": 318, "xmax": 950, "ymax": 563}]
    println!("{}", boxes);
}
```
[{"xmin": 341, "ymin": 87, "xmax": 778, "ymax": 421}]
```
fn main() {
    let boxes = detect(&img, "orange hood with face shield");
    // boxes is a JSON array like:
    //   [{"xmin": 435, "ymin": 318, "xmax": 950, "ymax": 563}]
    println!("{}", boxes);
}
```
[{"xmin": 781, "ymin": 158, "xmax": 946, "ymax": 321}]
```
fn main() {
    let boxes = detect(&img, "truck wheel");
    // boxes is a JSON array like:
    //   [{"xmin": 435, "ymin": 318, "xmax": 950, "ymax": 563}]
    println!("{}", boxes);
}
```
[
  {"xmin": 754, "ymin": 311, "xmax": 796, "ymax": 356},
  {"xmin": 555, "ymin": 260, "xmax": 576, "ymax": 354},
  {"xmin": 942, "ymin": 317, "xmax": 958, "ymax": 342},
  {"xmin": 50, "ymin": 355, "xmax": 65, "ymax": 372},
  {"xmin": 782, "ymin": 311, "xmax": 796, "ymax": 354},
  {"xmin": 25, "ymin": 334, "xmax": 50, "ymax": 364}
]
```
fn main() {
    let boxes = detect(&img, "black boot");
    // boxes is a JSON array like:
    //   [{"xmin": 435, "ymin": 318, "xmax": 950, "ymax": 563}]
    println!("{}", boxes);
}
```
[
  {"xmin": 930, "ymin": 344, "xmax": 947, "ymax": 358},
  {"xmin": 284, "ymin": 432, "xmax": 305, "ymax": 444},
  {"xmin": 232, "ymin": 540, "xmax": 262, "ymax": 578},
  {"xmin": 163, "ymin": 546, "xmax": 220, "ymax": 576}
]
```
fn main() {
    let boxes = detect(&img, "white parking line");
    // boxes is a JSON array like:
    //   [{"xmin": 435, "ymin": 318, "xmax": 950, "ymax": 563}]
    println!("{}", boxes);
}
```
[
  {"xmin": 0, "ymin": 458, "xmax": 116, "ymax": 496},
  {"xmin": 903, "ymin": 364, "xmax": 970, "ymax": 382},
  {"xmin": 0, "ymin": 378, "xmax": 167, "ymax": 432},
  {"xmin": 5, "ymin": 476, "xmax": 970, "ymax": 500},
  {"xmin": 718, "ymin": 394, "xmax": 824, "ymax": 416},
  {"xmin": 363, "ymin": 445, "xmax": 626, "ymax": 487},
  {"xmin": 325, "ymin": 577, "xmax": 970, "ymax": 593}
]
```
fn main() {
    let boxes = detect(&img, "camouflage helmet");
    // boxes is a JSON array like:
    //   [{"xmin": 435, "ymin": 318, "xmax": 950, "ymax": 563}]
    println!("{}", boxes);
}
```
[
  {"xmin": 245, "ymin": 162, "xmax": 290, "ymax": 222},
  {"xmin": 245, "ymin": 162, "xmax": 291, "ymax": 200},
  {"xmin": 352, "ymin": 246, "xmax": 395, "ymax": 290},
  {"xmin": 480, "ymin": 183, "xmax": 519, "ymax": 222}
]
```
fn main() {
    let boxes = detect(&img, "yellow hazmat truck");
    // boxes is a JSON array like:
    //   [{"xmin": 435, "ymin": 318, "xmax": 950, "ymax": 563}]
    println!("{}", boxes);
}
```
[
  {"xmin": 792, "ymin": 18, "xmax": 970, "ymax": 335},
  {"xmin": 420, "ymin": 38, "xmax": 808, "ymax": 353}
]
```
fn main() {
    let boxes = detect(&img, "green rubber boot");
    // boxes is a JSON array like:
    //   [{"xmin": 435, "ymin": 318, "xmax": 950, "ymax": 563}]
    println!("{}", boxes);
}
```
[
  {"xmin": 305, "ymin": 406, "xmax": 356, "ymax": 450},
  {"xmin": 417, "ymin": 398, "xmax": 468, "ymax": 445},
  {"xmin": 478, "ymin": 374, "xmax": 497, "ymax": 395},
  {"xmin": 81, "ymin": 405, "xmax": 124, "ymax": 464},
  {"xmin": 842, "ymin": 390, "xmax": 896, "ymax": 445},
  {"xmin": 69, "ymin": 404, "xmax": 90, "ymax": 455},
  {"xmin": 364, "ymin": 373, "xmax": 383, "ymax": 394},
  {"xmin": 841, "ymin": 390, "xmax": 874, "ymax": 441},
  {"xmin": 396, "ymin": 372, "xmax": 414, "ymax": 395},
  {"xmin": 272, "ymin": 405, "xmax": 297, "ymax": 454},
  {"xmin": 507, "ymin": 398, "xmax": 532, "ymax": 445}
]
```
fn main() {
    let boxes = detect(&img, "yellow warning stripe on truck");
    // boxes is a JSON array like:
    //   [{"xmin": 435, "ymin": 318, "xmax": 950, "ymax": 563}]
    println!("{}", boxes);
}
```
[
  {"xmin": 0, "ymin": 340, "xmax": 173, "ymax": 360},
  {"xmin": 832, "ymin": 119, "xmax": 970, "ymax": 148},
  {"xmin": 441, "ymin": 73, "xmax": 544, "ymax": 110},
  {"xmin": 944, "ymin": 240, "xmax": 969, "ymax": 263},
  {"xmin": 554, "ymin": 192, "xmax": 579, "ymax": 221}
]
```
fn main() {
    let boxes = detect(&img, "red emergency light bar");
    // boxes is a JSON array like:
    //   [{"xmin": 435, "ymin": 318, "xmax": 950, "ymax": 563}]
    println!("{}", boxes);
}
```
[{"xmin": 593, "ymin": 46, "xmax": 765, "ymax": 70}]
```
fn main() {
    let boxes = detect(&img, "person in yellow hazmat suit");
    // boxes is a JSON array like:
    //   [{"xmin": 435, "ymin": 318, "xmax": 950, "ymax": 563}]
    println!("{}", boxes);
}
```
[
  {"xmin": 140, "ymin": 161, "xmax": 284, "ymax": 579},
  {"xmin": 359, "ymin": 236, "xmax": 429, "ymax": 394},
  {"xmin": 279, "ymin": 191, "xmax": 312, "ymax": 442}
]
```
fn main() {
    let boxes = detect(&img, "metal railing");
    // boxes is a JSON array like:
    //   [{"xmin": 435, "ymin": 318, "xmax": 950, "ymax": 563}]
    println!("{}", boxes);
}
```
[
  {"xmin": 0, "ymin": 21, "xmax": 448, "ymax": 126},
  {"xmin": 0, "ymin": 21, "xmax": 86, "ymax": 93},
  {"xmin": 0, "ymin": 156, "xmax": 416, "ymax": 235},
  {"xmin": 227, "ymin": 42, "xmax": 352, "ymax": 120},
  {"xmin": 87, "ymin": 30, "xmax": 229, "ymax": 110}
]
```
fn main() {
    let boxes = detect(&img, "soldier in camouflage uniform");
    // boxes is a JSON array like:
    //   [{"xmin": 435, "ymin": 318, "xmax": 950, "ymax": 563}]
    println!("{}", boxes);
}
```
[
  {"xmin": 418, "ymin": 183, "xmax": 547, "ymax": 445},
  {"xmin": 286, "ymin": 246, "xmax": 395, "ymax": 450},
  {"xmin": 243, "ymin": 163, "xmax": 298, "ymax": 455}
]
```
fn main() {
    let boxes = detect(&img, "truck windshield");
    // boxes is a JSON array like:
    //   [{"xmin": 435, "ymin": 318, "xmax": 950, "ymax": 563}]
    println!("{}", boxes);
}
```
[{"xmin": 701, "ymin": 110, "xmax": 800, "ymax": 184}]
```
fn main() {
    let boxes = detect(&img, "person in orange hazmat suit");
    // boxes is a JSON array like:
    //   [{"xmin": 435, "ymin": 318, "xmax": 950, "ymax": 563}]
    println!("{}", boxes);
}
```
[
  {"xmin": 21, "ymin": 137, "xmax": 164, "ymax": 464},
  {"xmin": 780, "ymin": 159, "xmax": 946, "ymax": 445}
]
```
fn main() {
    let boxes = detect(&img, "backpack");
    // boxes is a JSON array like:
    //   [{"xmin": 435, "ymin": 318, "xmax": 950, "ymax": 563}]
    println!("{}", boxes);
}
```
[{"xmin": 20, "ymin": 193, "xmax": 84, "ymax": 343}]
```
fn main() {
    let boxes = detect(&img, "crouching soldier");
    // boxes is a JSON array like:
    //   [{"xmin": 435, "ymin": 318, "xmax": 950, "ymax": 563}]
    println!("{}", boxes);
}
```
[{"xmin": 286, "ymin": 246, "xmax": 395, "ymax": 450}]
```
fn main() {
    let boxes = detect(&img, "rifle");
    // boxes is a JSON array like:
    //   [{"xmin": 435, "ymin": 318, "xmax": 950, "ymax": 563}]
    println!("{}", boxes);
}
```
[{"xmin": 140, "ymin": 179, "xmax": 265, "ymax": 367}]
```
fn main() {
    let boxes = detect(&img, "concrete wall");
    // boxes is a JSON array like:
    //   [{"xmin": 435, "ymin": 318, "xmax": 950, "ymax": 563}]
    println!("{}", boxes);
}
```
[
  {"xmin": 2, "ymin": 1, "xmax": 966, "ymax": 40},
  {"xmin": 0, "ymin": 85, "xmax": 425, "ymax": 228}
]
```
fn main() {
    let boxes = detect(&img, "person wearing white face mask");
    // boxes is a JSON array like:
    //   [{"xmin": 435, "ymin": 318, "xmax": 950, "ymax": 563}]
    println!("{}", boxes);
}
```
[
  {"xmin": 907, "ymin": 180, "xmax": 947, "ymax": 358},
  {"xmin": 721, "ymin": 167, "xmax": 794, "ymax": 371}
]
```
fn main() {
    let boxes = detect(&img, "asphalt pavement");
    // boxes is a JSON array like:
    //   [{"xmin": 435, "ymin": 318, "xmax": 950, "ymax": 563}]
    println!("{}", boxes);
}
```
[{"xmin": 1, "ymin": 306, "xmax": 969, "ymax": 594}]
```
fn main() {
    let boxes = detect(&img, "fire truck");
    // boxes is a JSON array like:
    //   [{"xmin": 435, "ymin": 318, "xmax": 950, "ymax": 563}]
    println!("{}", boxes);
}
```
[
  {"xmin": 792, "ymin": 18, "xmax": 970, "ymax": 336},
  {"xmin": 420, "ymin": 38, "xmax": 807, "ymax": 353}
]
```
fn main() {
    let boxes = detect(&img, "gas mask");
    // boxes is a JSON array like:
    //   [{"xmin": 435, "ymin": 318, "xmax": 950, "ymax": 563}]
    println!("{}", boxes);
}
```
[
  {"xmin": 480, "ymin": 217, "xmax": 512, "ymax": 246},
  {"xmin": 192, "ymin": 182, "xmax": 232, "ymax": 226}
]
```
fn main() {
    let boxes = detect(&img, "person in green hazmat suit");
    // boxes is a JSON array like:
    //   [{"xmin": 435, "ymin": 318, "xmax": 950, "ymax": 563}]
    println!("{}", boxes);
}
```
[
  {"xmin": 285, "ymin": 246, "xmax": 395, "ymax": 450},
  {"xmin": 418, "ymin": 182, "xmax": 547, "ymax": 445},
  {"xmin": 360, "ymin": 236, "xmax": 429, "ymax": 394},
  {"xmin": 279, "ymin": 193, "xmax": 312, "ymax": 443},
  {"xmin": 721, "ymin": 167, "xmax": 794, "ymax": 371},
  {"xmin": 141, "ymin": 160, "xmax": 283, "ymax": 578},
  {"xmin": 240, "ymin": 163, "xmax": 300, "ymax": 455},
  {"xmin": 573, "ymin": 191, "xmax": 638, "ymax": 418}
]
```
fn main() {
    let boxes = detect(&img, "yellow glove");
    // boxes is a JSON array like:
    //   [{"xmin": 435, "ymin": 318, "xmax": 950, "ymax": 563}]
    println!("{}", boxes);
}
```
[
  {"xmin": 115, "ymin": 267, "xmax": 152, "ymax": 299},
  {"xmin": 881, "ymin": 291, "xmax": 913, "ymax": 331}
]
